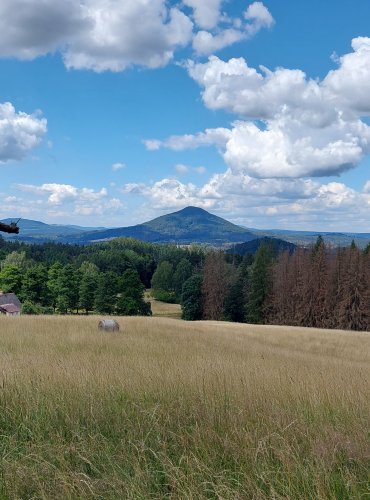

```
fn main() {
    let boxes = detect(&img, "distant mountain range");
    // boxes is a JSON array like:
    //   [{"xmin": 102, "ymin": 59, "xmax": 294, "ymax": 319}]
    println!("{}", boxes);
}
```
[
  {"xmin": 1, "ymin": 207, "xmax": 369, "ymax": 248},
  {"xmin": 0, "ymin": 218, "xmax": 105, "ymax": 242}
]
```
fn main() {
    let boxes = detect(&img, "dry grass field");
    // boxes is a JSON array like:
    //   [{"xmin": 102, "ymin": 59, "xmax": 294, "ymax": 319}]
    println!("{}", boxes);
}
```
[
  {"xmin": 145, "ymin": 291, "xmax": 182, "ymax": 318},
  {"xmin": 0, "ymin": 316, "xmax": 369, "ymax": 499}
]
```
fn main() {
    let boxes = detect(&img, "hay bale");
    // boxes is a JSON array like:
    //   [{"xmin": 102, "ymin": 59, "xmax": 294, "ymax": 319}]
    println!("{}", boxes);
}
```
[{"xmin": 98, "ymin": 319, "xmax": 120, "ymax": 332}]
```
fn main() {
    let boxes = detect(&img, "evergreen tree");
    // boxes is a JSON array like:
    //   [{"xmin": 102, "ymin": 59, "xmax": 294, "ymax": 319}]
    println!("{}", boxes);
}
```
[
  {"xmin": 94, "ymin": 272, "xmax": 118, "ymax": 314},
  {"xmin": 116, "ymin": 269, "xmax": 151, "ymax": 316},
  {"xmin": 246, "ymin": 244, "xmax": 273, "ymax": 324},
  {"xmin": 181, "ymin": 274, "xmax": 203, "ymax": 321},
  {"xmin": 78, "ymin": 261, "xmax": 99, "ymax": 314},
  {"xmin": 79, "ymin": 273, "xmax": 98, "ymax": 314},
  {"xmin": 223, "ymin": 270, "xmax": 246, "ymax": 322},
  {"xmin": 57, "ymin": 264, "xmax": 81, "ymax": 313},
  {"xmin": 173, "ymin": 258, "xmax": 192, "ymax": 300},
  {"xmin": 47, "ymin": 262, "xmax": 63, "ymax": 312}
]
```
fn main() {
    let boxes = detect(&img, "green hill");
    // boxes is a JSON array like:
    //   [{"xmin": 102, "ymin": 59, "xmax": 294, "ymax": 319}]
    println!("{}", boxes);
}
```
[{"xmin": 72, "ymin": 206, "xmax": 256, "ymax": 245}]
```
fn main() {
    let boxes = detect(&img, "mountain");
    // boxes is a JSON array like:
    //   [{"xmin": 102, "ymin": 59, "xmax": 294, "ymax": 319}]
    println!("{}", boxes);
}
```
[
  {"xmin": 0, "ymin": 218, "xmax": 104, "ymax": 242},
  {"xmin": 227, "ymin": 237, "xmax": 297, "ymax": 256},
  {"xmin": 70, "ymin": 206, "xmax": 257, "ymax": 245},
  {"xmin": 2, "ymin": 208, "xmax": 369, "ymax": 248}
]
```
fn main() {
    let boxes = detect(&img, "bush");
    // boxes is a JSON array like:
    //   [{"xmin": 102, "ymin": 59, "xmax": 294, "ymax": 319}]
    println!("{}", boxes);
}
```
[
  {"xmin": 22, "ymin": 300, "xmax": 43, "ymax": 315},
  {"xmin": 151, "ymin": 289, "xmax": 177, "ymax": 303}
]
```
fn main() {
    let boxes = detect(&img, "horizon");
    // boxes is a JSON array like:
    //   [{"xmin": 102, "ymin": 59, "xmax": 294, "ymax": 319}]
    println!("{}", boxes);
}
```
[
  {"xmin": 2, "ymin": 205, "xmax": 370, "ymax": 236},
  {"xmin": 1, "ymin": 0, "xmax": 370, "ymax": 232}
]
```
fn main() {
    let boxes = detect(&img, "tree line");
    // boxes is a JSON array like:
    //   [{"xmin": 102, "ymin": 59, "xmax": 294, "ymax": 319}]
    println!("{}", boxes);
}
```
[
  {"xmin": 179, "ymin": 238, "xmax": 370, "ymax": 331},
  {"xmin": 0, "ymin": 235, "xmax": 369, "ymax": 330},
  {"xmin": 0, "ymin": 236, "xmax": 203, "ymax": 316}
]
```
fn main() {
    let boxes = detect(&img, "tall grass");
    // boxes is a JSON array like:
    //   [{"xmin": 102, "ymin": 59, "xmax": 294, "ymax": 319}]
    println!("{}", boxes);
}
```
[{"xmin": 0, "ymin": 316, "xmax": 369, "ymax": 498}]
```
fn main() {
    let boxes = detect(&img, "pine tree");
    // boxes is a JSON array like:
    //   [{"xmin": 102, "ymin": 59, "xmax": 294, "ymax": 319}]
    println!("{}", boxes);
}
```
[
  {"xmin": 94, "ymin": 272, "xmax": 118, "ymax": 314},
  {"xmin": 79, "ymin": 273, "xmax": 98, "ymax": 314},
  {"xmin": 116, "ymin": 269, "xmax": 151, "ymax": 316},
  {"xmin": 223, "ymin": 269, "xmax": 246, "ymax": 322},
  {"xmin": 57, "ymin": 264, "xmax": 81, "ymax": 314},
  {"xmin": 181, "ymin": 274, "xmax": 203, "ymax": 321},
  {"xmin": 47, "ymin": 262, "xmax": 63, "ymax": 312},
  {"xmin": 246, "ymin": 244, "xmax": 273, "ymax": 324}
]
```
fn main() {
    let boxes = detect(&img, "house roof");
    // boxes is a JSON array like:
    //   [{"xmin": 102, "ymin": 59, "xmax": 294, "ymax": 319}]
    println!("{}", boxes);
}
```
[
  {"xmin": 0, "ymin": 293, "xmax": 21, "ymax": 309},
  {"xmin": 0, "ymin": 303, "xmax": 20, "ymax": 313}
]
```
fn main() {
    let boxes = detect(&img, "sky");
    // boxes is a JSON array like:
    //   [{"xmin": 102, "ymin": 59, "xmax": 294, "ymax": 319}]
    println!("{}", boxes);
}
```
[{"xmin": 1, "ymin": 0, "xmax": 370, "ymax": 232}]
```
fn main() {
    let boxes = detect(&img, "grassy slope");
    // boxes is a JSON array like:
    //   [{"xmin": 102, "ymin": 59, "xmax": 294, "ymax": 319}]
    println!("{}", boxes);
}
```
[
  {"xmin": 145, "ymin": 290, "xmax": 182, "ymax": 319},
  {"xmin": 0, "ymin": 316, "xmax": 369, "ymax": 499}
]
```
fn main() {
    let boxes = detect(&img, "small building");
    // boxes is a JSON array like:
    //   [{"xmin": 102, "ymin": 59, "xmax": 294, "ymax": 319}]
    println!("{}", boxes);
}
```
[{"xmin": 0, "ymin": 292, "xmax": 21, "ymax": 316}]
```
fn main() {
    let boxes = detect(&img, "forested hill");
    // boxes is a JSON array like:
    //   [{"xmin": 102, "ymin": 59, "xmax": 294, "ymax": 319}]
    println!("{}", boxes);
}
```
[
  {"xmin": 2, "ymin": 208, "xmax": 370, "ymax": 248},
  {"xmin": 68, "ymin": 206, "xmax": 257, "ymax": 245},
  {"xmin": 228, "ymin": 237, "xmax": 296, "ymax": 257}
]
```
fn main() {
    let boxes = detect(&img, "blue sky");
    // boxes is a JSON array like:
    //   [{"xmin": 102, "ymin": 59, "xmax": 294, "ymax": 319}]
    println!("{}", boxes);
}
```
[{"xmin": 1, "ymin": 0, "xmax": 370, "ymax": 231}]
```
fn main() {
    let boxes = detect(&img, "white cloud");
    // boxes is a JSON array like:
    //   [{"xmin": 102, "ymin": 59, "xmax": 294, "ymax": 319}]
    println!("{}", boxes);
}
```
[
  {"xmin": 222, "ymin": 119, "xmax": 369, "ymax": 178},
  {"xmin": 0, "ymin": 0, "xmax": 88, "ymax": 60},
  {"xmin": 64, "ymin": 1, "xmax": 194, "ymax": 72},
  {"xmin": 0, "ymin": 0, "xmax": 193, "ymax": 72},
  {"xmin": 144, "ymin": 127, "xmax": 231, "ymax": 151},
  {"xmin": 193, "ymin": 29, "xmax": 246, "ymax": 56},
  {"xmin": 122, "ymin": 178, "xmax": 215, "ymax": 210},
  {"xmin": 112, "ymin": 162, "xmax": 125, "ymax": 171},
  {"xmin": 244, "ymin": 1, "xmax": 274, "ymax": 36},
  {"xmin": 183, "ymin": 0, "xmax": 222, "ymax": 30},
  {"xmin": 175, "ymin": 163, "xmax": 189, "ymax": 174},
  {"xmin": 146, "ymin": 41, "xmax": 370, "ymax": 178},
  {"xmin": 121, "ymin": 173, "xmax": 370, "ymax": 231},
  {"xmin": 192, "ymin": 1, "xmax": 274, "ymax": 55},
  {"xmin": 363, "ymin": 180, "xmax": 370, "ymax": 193},
  {"xmin": 16, "ymin": 183, "xmax": 108, "ymax": 205},
  {"xmin": 0, "ymin": 0, "xmax": 273, "ymax": 71},
  {"xmin": 13, "ymin": 182, "xmax": 124, "ymax": 220},
  {"xmin": 0, "ymin": 102, "xmax": 47, "ymax": 163},
  {"xmin": 324, "ymin": 37, "xmax": 370, "ymax": 115}
]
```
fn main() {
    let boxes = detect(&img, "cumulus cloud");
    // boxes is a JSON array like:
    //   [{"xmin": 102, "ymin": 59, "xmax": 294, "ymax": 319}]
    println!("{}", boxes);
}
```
[
  {"xmin": 146, "ymin": 40, "xmax": 370, "ymax": 178},
  {"xmin": 244, "ymin": 1, "xmax": 274, "ymax": 36},
  {"xmin": 192, "ymin": 1, "xmax": 274, "ymax": 55},
  {"xmin": 0, "ymin": 0, "xmax": 88, "ymax": 60},
  {"xmin": 122, "ymin": 178, "xmax": 215, "ymax": 210},
  {"xmin": 183, "ymin": 0, "xmax": 222, "ymax": 30},
  {"xmin": 16, "ymin": 183, "xmax": 108, "ymax": 205},
  {"xmin": 0, "ymin": 102, "xmax": 47, "ymax": 163},
  {"xmin": 324, "ymin": 37, "xmax": 370, "ymax": 115},
  {"xmin": 0, "ymin": 0, "xmax": 273, "ymax": 72},
  {"xmin": 121, "ymin": 173, "xmax": 370, "ymax": 230},
  {"xmin": 63, "ymin": 1, "xmax": 194, "ymax": 72},
  {"xmin": 14, "ymin": 182, "xmax": 124, "ymax": 219}
]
